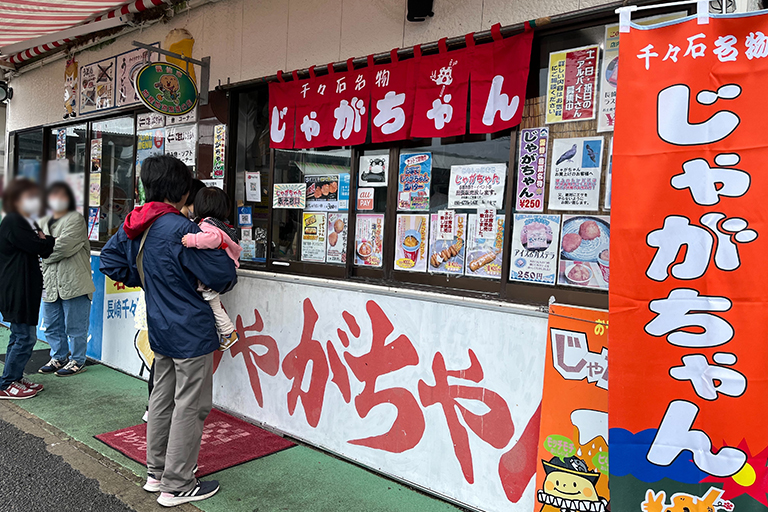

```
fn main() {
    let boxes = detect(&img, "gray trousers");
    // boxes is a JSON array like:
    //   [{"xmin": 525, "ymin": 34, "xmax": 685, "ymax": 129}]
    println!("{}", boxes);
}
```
[{"xmin": 146, "ymin": 351, "xmax": 214, "ymax": 493}]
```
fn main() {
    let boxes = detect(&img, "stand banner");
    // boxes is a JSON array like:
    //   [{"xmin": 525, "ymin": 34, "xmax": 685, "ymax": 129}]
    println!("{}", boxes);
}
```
[{"xmin": 611, "ymin": 12, "xmax": 768, "ymax": 511}]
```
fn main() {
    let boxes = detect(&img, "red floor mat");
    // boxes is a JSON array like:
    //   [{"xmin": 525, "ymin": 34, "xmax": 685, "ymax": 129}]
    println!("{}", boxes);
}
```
[{"xmin": 95, "ymin": 409, "xmax": 295, "ymax": 477}]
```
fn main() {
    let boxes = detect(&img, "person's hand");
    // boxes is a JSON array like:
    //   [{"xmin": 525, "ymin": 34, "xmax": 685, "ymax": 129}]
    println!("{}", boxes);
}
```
[
  {"xmin": 37, "ymin": 230, "xmax": 46, "ymax": 240},
  {"xmin": 181, "ymin": 234, "xmax": 190, "ymax": 247}
]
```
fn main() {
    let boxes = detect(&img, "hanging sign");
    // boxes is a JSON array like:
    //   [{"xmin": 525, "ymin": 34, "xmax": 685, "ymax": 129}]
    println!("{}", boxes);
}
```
[
  {"xmin": 269, "ymin": 80, "xmax": 296, "ymax": 149},
  {"xmin": 411, "ymin": 41, "xmax": 471, "ymax": 138},
  {"xmin": 370, "ymin": 52, "xmax": 416, "ymax": 143},
  {"xmin": 137, "ymin": 112, "xmax": 166, "ymax": 130},
  {"xmin": 545, "ymin": 45, "xmax": 599, "ymax": 124},
  {"xmin": 447, "ymin": 163, "xmax": 506, "ymax": 209},
  {"xmin": 611, "ymin": 12, "xmax": 768, "ymax": 511},
  {"xmin": 212, "ymin": 124, "xmax": 226, "ymax": 178},
  {"xmin": 469, "ymin": 26, "xmax": 533, "ymax": 134},
  {"xmin": 135, "ymin": 62, "xmax": 198, "ymax": 116},
  {"xmin": 548, "ymin": 137, "xmax": 604, "ymax": 211},
  {"xmin": 536, "ymin": 304, "xmax": 609, "ymax": 512},
  {"xmin": 516, "ymin": 127, "xmax": 549, "ymax": 212}
]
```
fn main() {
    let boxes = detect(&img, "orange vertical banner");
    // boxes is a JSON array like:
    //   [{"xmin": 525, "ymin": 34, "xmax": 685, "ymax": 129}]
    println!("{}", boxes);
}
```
[
  {"xmin": 611, "ymin": 12, "xmax": 768, "ymax": 512},
  {"xmin": 535, "ymin": 304, "xmax": 608, "ymax": 512}
]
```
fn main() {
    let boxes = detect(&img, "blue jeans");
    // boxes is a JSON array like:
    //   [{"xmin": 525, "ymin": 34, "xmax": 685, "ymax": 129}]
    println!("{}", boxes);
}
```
[
  {"xmin": 1, "ymin": 323, "xmax": 37, "ymax": 390},
  {"xmin": 43, "ymin": 295, "xmax": 91, "ymax": 366}
]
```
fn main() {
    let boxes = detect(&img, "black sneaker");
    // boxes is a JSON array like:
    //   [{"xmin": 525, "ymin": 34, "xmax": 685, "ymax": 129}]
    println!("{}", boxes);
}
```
[
  {"xmin": 39, "ymin": 358, "xmax": 67, "ymax": 374},
  {"xmin": 157, "ymin": 479, "xmax": 219, "ymax": 507},
  {"xmin": 55, "ymin": 360, "xmax": 86, "ymax": 377}
]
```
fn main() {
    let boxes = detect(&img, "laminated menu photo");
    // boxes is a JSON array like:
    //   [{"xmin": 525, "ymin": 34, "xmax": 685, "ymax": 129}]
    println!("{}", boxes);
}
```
[
  {"xmin": 394, "ymin": 214, "xmax": 429, "ymax": 273},
  {"xmin": 509, "ymin": 214, "xmax": 561, "ymax": 285},
  {"xmin": 428, "ymin": 213, "xmax": 467, "ymax": 275},
  {"xmin": 326, "ymin": 213, "xmax": 348, "ymax": 264},
  {"xmin": 557, "ymin": 215, "xmax": 610, "ymax": 290},
  {"xmin": 354, "ymin": 214, "xmax": 384, "ymax": 267},
  {"xmin": 301, "ymin": 212, "xmax": 327, "ymax": 263},
  {"xmin": 465, "ymin": 214, "xmax": 505, "ymax": 279}
]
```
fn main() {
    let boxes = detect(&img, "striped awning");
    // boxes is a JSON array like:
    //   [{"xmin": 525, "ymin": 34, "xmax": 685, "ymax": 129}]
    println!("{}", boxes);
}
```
[{"xmin": 0, "ymin": 0, "xmax": 169, "ymax": 65}]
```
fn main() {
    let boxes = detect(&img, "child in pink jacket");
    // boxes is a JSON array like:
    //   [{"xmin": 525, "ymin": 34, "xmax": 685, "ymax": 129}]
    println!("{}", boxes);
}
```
[{"xmin": 181, "ymin": 187, "xmax": 241, "ymax": 351}]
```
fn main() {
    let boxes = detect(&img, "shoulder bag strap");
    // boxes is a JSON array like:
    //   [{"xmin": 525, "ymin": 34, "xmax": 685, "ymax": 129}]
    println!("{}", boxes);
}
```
[{"xmin": 135, "ymin": 224, "xmax": 153, "ymax": 289}]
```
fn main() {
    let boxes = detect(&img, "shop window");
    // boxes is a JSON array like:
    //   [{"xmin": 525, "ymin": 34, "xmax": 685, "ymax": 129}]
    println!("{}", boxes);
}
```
[
  {"xmin": 90, "ymin": 117, "xmax": 135, "ymax": 242},
  {"xmin": 354, "ymin": 149, "xmax": 389, "ymax": 272},
  {"xmin": 271, "ymin": 148, "xmax": 351, "ymax": 265},
  {"xmin": 47, "ymin": 124, "xmax": 88, "ymax": 214},
  {"xmin": 15, "ymin": 129, "xmax": 44, "ymax": 182}
]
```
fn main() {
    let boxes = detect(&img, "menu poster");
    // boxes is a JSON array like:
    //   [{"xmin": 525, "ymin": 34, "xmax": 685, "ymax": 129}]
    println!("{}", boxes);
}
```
[
  {"xmin": 165, "ymin": 124, "xmax": 197, "ymax": 167},
  {"xmin": 80, "ymin": 57, "xmax": 115, "ymax": 115},
  {"xmin": 90, "ymin": 138, "xmax": 102, "ymax": 172},
  {"xmin": 548, "ymin": 137, "xmax": 604, "ymax": 211},
  {"xmin": 557, "ymin": 215, "xmax": 610, "ymax": 290},
  {"xmin": 56, "ymin": 129, "xmax": 66, "ymax": 160},
  {"xmin": 354, "ymin": 214, "xmax": 384, "ymax": 267},
  {"xmin": 305, "ymin": 175, "xmax": 339, "ymax": 212},
  {"xmin": 136, "ymin": 129, "xmax": 165, "ymax": 179},
  {"xmin": 89, "ymin": 173, "xmax": 101, "ymax": 206},
  {"xmin": 88, "ymin": 207, "xmax": 100, "ymax": 241},
  {"xmin": 510, "ymin": 214, "xmax": 561, "ymax": 285},
  {"xmin": 395, "ymin": 214, "xmax": 429, "ymax": 273},
  {"xmin": 326, "ymin": 213, "xmax": 348, "ymax": 264},
  {"xmin": 398, "ymin": 152, "xmax": 431, "ymax": 211},
  {"xmin": 359, "ymin": 154, "xmax": 389, "ymax": 187},
  {"xmin": 338, "ymin": 173, "xmax": 351, "ymax": 211},
  {"xmin": 604, "ymin": 137, "xmax": 613, "ymax": 210},
  {"xmin": 212, "ymin": 124, "xmax": 226, "ymax": 178},
  {"xmin": 428, "ymin": 213, "xmax": 467, "ymax": 275},
  {"xmin": 448, "ymin": 163, "xmax": 507, "ymax": 209},
  {"xmin": 301, "ymin": 213, "xmax": 327, "ymax": 262},
  {"xmin": 465, "ymin": 214, "xmax": 505, "ymax": 279},
  {"xmin": 516, "ymin": 127, "xmax": 549, "ymax": 212},
  {"xmin": 273, "ymin": 183, "xmax": 307, "ymax": 209},
  {"xmin": 245, "ymin": 172, "xmax": 261, "ymax": 202},
  {"xmin": 545, "ymin": 45, "xmax": 599, "ymax": 124},
  {"xmin": 116, "ymin": 45, "xmax": 157, "ymax": 107}
]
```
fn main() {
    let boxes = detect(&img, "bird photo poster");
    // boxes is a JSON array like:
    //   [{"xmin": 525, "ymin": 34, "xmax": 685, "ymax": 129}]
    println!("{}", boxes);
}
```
[{"xmin": 548, "ymin": 137, "xmax": 604, "ymax": 211}]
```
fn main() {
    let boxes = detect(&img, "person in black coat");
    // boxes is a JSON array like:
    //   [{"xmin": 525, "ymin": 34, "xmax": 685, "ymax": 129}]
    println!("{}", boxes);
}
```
[{"xmin": 0, "ymin": 178, "xmax": 55, "ymax": 399}]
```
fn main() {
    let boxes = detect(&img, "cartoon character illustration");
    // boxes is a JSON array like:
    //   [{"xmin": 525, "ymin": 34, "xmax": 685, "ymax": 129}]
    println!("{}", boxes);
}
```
[
  {"xmin": 133, "ymin": 292, "xmax": 155, "ymax": 380},
  {"xmin": 538, "ymin": 456, "xmax": 608, "ymax": 512},
  {"xmin": 154, "ymin": 74, "xmax": 180, "ymax": 105},
  {"xmin": 64, "ymin": 57, "xmax": 78, "ymax": 119},
  {"xmin": 642, "ymin": 487, "xmax": 729, "ymax": 512}
]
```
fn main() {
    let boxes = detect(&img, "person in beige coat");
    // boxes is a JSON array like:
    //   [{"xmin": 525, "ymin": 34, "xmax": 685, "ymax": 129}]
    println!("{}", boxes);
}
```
[{"xmin": 38, "ymin": 182, "xmax": 95, "ymax": 377}]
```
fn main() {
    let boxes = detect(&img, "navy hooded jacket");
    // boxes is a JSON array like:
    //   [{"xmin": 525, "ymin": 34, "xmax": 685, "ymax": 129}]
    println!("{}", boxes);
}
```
[{"xmin": 99, "ymin": 202, "xmax": 237, "ymax": 359}]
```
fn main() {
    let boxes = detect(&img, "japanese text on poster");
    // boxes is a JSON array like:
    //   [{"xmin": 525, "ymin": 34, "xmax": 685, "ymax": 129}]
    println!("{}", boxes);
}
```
[
  {"xmin": 117, "ymin": 45, "xmax": 157, "ymax": 107},
  {"xmin": 80, "ymin": 58, "xmax": 115, "ymax": 115},
  {"xmin": 398, "ymin": 152, "xmax": 431, "ymax": 211},
  {"xmin": 245, "ymin": 172, "xmax": 261, "ymax": 203},
  {"xmin": 395, "ymin": 214, "xmax": 429, "ymax": 272},
  {"xmin": 429, "ymin": 213, "xmax": 467, "ymax": 275},
  {"xmin": 548, "ymin": 137, "xmax": 604, "ymax": 211},
  {"xmin": 465, "ymin": 214, "xmax": 504, "ymax": 279},
  {"xmin": 354, "ymin": 214, "xmax": 384, "ymax": 267},
  {"xmin": 326, "ymin": 213, "xmax": 348, "ymax": 264},
  {"xmin": 305, "ymin": 175, "xmax": 339, "ymax": 212},
  {"xmin": 510, "ymin": 214, "xmax": 561, "ymax": 285},
  {"xmin": 546, "ymin": 45, "xmax": 599, "ymax": 124},
  {"xmin": 213, "ymin": 124, "xmax": 226, "ymax": 178},
  {"xmin": 273, "ymin": 183, "xmax": 307, "ymax": 209},
  {"xmin": 165, "ymin": 124, "xmax": 197, "ymax": 167},
  {"xmin": 448, "ymin": 163, "xmax": 506, "ymax": 209},
  {"xmin": 301, "ymin": 212, "xmax": 327, "ymax": 262},
  {"xmin": 516, "ymin": 128, "xmax": 549, "ymax": 212}
]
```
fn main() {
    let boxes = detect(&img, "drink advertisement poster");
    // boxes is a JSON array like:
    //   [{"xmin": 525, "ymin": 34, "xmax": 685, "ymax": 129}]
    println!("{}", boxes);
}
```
[
  {"xmin": 465, "ymin": 214, "xmax": 505, "ymax": 279},
  {"xmin": 354, "ymin": 214, "xmax": 384, "ymax": 267},
  {"xmin": 510, "ymin": 214, "xmax": 561, "ymax": 285},
  {"xmin": 548, "ymin": 137, "xmax": 604, "ymax": 211},
  {"xmin": 301, "ymin": 212, "xmax": 327, "ymax": 263},
  {"xmin": 447, "ymin": 163, "xmax": 507, "ymax": 209},
  {"xmin": 557, "ymin": 215, "xmax": 609, "ymax": 290},
  {"xmin": 398, "ymin": 152, "xmax": 431, "ymax": 211},
  {"xmin": 273, "ymin": 183, "xmax": 307, "ymax": 209},
  {"xmin": 516, "ymin": 127, "xmax": 549, "ymax": 212},
  {"xmin": 428, "ymin": 213, "xmax": 467, "ymax": 275},
  {"xmin": 326, "ymin": 213, "xmax": 348, "ymax": 264},
  {"xmin": 546, "ymin": 45, "xmax": 599, "ymax": 124},
  {"xmin": 394, "ymin": 214, "xmax": 429, "ymax": 273},
  {"xmin": 305, "ymin": 175, "xmax": 339, "ymax": 212}
]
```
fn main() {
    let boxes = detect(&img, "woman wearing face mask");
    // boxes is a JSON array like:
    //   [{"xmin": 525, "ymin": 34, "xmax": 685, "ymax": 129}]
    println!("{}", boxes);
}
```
[
  {"xmin": 37, "ymin": 182, "xmax": 95, "ymax": 377},
  {"xmin": 0, "ymin": 179, "xmax": 55, "ymax": 399}
]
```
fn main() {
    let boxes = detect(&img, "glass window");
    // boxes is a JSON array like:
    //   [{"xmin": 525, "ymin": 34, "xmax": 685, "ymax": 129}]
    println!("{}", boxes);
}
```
[
  {"xmin": 235, "ymin": 89, "xmax": 270, "ymax": 263},
  {"xmin": 90, "ymin": 117, "xmax": 135, "ymax": 242},
  {"xmin": 16, "ymin": 129, "xmax": 44, "ymax": 182},
  {"xmin": 272, "ymin": 148, "xmax": 351, "ymax": 263},
  {"xmin": 47, "ymin": 124, "xmax": 88, "ymax": 213}
]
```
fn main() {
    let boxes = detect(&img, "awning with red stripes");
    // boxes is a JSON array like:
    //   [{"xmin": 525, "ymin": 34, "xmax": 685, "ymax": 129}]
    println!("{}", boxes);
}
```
[{"xmin": 0, "ymin": 0, "xmax": 169, "ymax": 66}]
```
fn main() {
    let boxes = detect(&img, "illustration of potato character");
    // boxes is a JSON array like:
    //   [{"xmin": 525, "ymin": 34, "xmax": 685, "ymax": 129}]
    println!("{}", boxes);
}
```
[
  {"xmin": 64, "ymin": 58, "xmax": 78, "ymax": 119},
  {"xmin": 642, "ymin": 487, "xmax": 724, "ymax": 512},
  {"xmin": 154, "ymin": 74, "xmax": 181, "ymax": 105},
  {"xmin": 538, "ymin": 456, "xmax": 608, "ymax": 512}
]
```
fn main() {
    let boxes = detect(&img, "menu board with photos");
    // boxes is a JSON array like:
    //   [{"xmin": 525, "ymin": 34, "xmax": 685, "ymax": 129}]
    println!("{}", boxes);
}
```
[
  {"xmin": 509, "ymin": 214, "xmax": 561, "ymax": 285},
  {"xmin": 428, "ymin": 213, "xmax": 467, "ymax": 275},
  {"xmin": 394, "ymin": 214, "xmax": 429, "ymax": 273},
  {"xmin": 465, "ymin": 214, "xmax": 505, "ymax": 279},
  {"xmin": 326, "ymin": 213, "xmax": 348, "ymax": 264},
  {"xmin": 301, "ymin": 212, "xmax": 327, "ymax": 262}
]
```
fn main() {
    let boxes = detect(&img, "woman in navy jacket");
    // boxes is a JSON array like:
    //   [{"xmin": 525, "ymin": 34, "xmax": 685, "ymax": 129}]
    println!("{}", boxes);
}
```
[{"xmin": 0, "ymin": 179, "xmax": 56, "ymax": 399}]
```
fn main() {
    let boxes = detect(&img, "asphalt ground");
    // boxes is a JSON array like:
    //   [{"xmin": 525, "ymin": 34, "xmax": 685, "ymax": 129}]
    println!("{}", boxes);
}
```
[{"xmin": 0, "ymin": 416, "xmax": 135, "ymax": 512}]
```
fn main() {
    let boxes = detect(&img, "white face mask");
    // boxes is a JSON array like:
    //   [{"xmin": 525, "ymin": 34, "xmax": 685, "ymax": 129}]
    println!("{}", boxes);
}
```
[
  {"xmin": 49, "ymin": 197, "xmax": 69, "ymax": 213},
  {"xmin": 20, "ymin": 197, "xmax": 41, "ymax": 217}
]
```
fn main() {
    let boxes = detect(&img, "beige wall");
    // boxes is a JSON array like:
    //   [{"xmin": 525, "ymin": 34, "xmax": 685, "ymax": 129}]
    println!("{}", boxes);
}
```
[{"xmin": 7, "ymin": 0, "xmax": 612, "ymax": 132}]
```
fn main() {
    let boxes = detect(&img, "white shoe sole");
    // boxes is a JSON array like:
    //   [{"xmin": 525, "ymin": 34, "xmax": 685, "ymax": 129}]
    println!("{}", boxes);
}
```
[
  {"xmin": 0, "ymin": 394, "xmax": 36, "ymax": 400},
  {"xmin": 157, "ymin": 486, "xmax": 219, "ymax": 507},
  {"xmin": 143, "ymin": 481, "xmax": 161, "ymax": 492}
]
